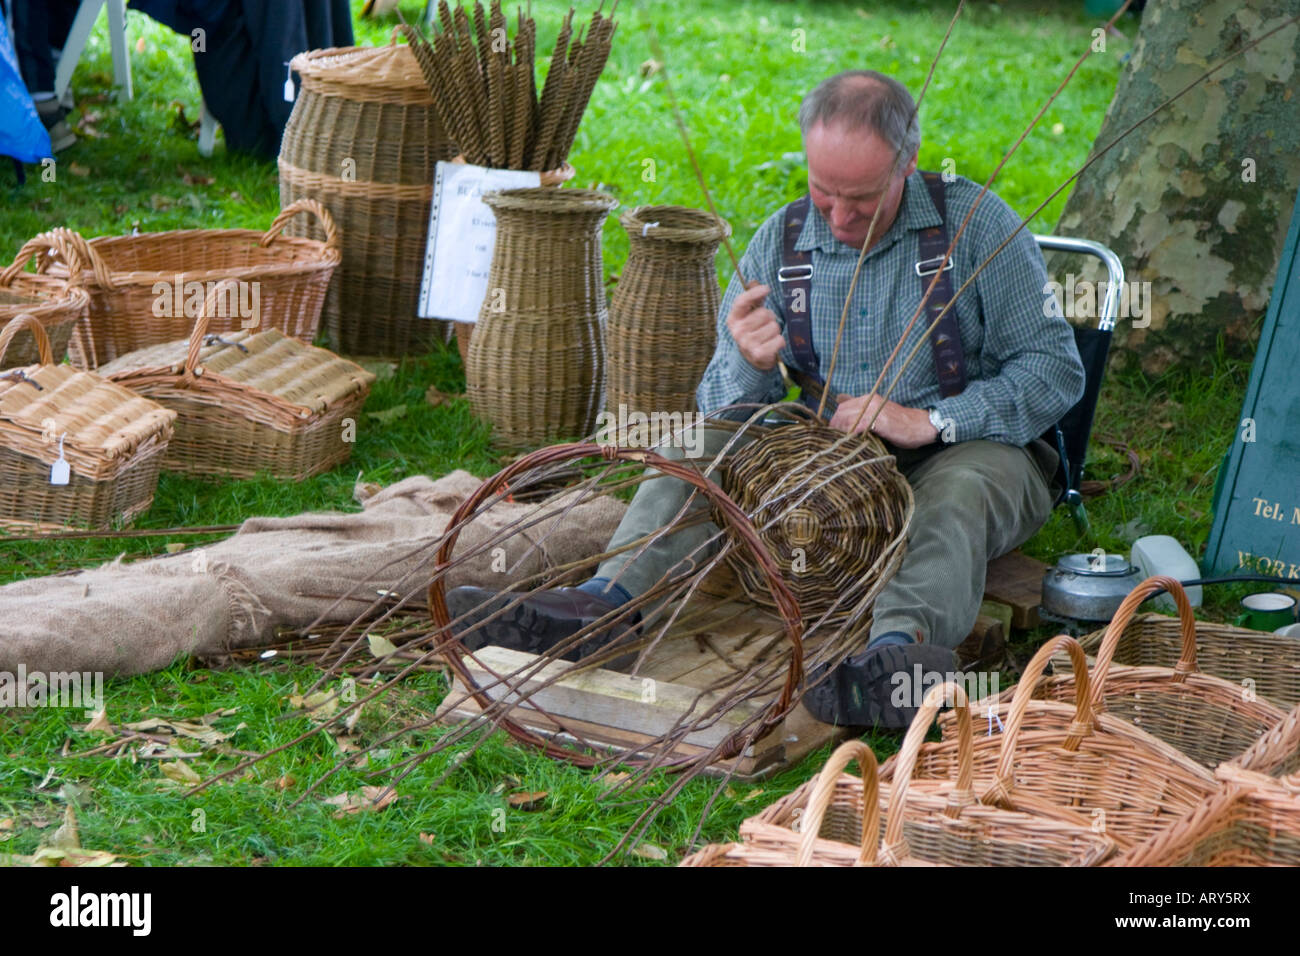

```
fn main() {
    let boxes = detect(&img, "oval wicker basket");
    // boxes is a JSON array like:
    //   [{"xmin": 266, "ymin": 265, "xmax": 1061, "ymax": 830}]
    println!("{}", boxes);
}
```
[
  {"xmin": 279, "ymin": 38, "xmax": 457, "ymax": 357},
  {"xmin": 715, "ymin": 414, "xmax": 913, "ymax": 623},
  {"xmin": 607, "ymin": 205, "xmax": 729, "ymax": 419},
  {"xmin": 465, "ymin": 187, "xmax": 617, "ymax": 450},
  {"xmin": 0, "ymin": 235, "xmax": 89, "ymax": 368},
  {"xmin": 34, "ymin": 202, "xmax": 340, "ymax": 370}
]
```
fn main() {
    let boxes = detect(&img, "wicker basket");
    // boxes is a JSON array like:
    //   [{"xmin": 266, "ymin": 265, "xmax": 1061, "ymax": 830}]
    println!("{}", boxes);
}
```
[
  {"xmin": 0, "ymin": 314, "xmax": 175, "ymax": 530},
  {"xmin": 886, "ymin": 635, "xmax": 1221, "ymax": 850},
  {"xmin": 1074, "ymin": 608, "xmax": 1300, "ymax": 711},
  {"xmin": 96, "ymin": 282, "xmax": 374, "ymax": 480},
  {"xmin": 972, "ymin": 577, "xmax": 1288, "ymax": 770},
  {"xmin": 37, "ymin": 202, "xmax": 339, "ymax": 370},
  {"xmin": 731, "ymin": 683, "xmax": 1116, "ymax": 867},
  {"xmin": 465, "ymin": 187, "xmax": 617, "ymax": 450},
  {"xmin": 606, "ymin": 206, "xmax": 729, "ymax": 420},
  {"xmin": 0, "ymin": 233, "xmax": 90, "ymax": 368},
  {"xmin": 279, "ymin": 37, "xmax": 457, "ymax": 356},
  {"xmin": 716, "ymin": 415, "xmax": 913, "ymax": 623}
]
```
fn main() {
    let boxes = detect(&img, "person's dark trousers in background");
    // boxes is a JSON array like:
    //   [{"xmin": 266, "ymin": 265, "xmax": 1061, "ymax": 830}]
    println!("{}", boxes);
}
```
[{"xmin": 9, "ymin": 0, "xmax": 82, "ymax": 95}]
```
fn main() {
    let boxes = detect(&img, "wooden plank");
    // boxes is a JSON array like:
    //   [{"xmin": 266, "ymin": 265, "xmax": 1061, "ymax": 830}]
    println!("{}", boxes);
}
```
[{"xmin": 983, "ymin": 550, "xmax": 1048, "ymax": 629}]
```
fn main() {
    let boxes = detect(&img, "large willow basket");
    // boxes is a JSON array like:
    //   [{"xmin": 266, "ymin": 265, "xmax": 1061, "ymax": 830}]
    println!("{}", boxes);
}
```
[
  {"xmin": 466, "ymin": 187, "xmax": 617, "ymax": 450},
  {"xmin": 0, "ymin": 315, "xmax": 175, "ymax": 530},
  {"xmin": 1075, "ymin": 609, "xmax": 1300, "ymax": 710},
  {"xmin": 715, "ymin": 415, "xmax": 912, "ymax": 623},
  {"xmin": 97, "ymin": 282, "xmax": 375, "ymax": 480},
  {"xmin": 279, "ymin": 37, "xmax": 457, "ymax": 356},
  {"xmin": 0, "ymin": 237, "xmax": 89, "ymax": 368},
  {"xmin": 31, "ymin": 203, "xmax": 339, "ymax": 370},
  {"xmin": 974, "ymin": 577, "xmax": 1288, "ymax": 770},
  {"xmin": 607, "ymin": 205, "xmax": 729, "ymax": 420}
]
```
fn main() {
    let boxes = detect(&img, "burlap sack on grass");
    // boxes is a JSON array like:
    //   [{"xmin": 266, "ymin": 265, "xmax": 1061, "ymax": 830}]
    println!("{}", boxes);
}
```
[{"xmin": 0, "ymin": 470, "xmax": 626, "ymax": 676}]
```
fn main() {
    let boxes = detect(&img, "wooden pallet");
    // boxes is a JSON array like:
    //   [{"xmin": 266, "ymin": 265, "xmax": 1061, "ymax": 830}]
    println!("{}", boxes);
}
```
[{"xmin": 436, "ymin": 591, "xmax": 850, "ymax": 780}]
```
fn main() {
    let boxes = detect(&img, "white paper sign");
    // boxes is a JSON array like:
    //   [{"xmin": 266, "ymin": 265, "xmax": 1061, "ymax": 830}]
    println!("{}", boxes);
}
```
[{"xmin": 418, "ymin": 160, "xmax": 541, "ymax": 323}]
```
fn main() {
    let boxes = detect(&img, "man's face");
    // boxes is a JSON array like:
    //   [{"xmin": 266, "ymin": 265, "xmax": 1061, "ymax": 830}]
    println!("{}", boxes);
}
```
[{"xmin": 805, "ymin": 120, "xmax": 917, "ymax": 251}]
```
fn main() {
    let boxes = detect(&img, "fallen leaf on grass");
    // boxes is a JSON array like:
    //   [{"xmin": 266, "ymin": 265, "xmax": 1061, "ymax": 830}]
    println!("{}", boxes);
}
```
[
  {"xmin": 176, "ymin": 164, "xmax": 215, "ymax": 186},
  {"xmin": 160, "ymin": 761, "xmax": 201, "ymax": 785},
  {"xmin": 273, "ymin": 774, "xmax": 296, "ymax": 791},
  {"xmin": 739, "ymin": 788, "xmax": 766, "ymax": 804},
  {"xmin": 418, "ymin": 832, "xmax": 436, "ymax": 846},
  {"xmin": 368, "ymin": 634, "xmax": 398, "ymax": 659},
  {"xmin": 81, "ymin": 709, "xmax": 112, "ymax": 734},
  {"xmin": 367, "ymin": 404, "xmax": 407, "ymax": 425},
  {"xmin": 68, "ymin": 162, "xmax": 90, "ymax": 177},
  {"xmin": 630, "ymin": 843, "xmax": 667, "ymax": 861},
  {"xmin": 123, "ymin": 716, "xmax": 246, "ymax": 747},
  {"xmin": 51, "ymin": 805, "xmax": 79, "ymax": 851},
  {"xmin": 323, "ymin": 785, "xmax": 399, "ymax": 818},
  {"xmin": 425, "ymin": 385, "xmax": 453, "ymax": 407},
  {"xmin": 18, "ymin": 846, "xmax": 121, "ymax": 867},
  {"xmin": 165, "ymin": 542, "xmax": 186, "ymax": 554},
  {"xmin": 507, "ymin": 790, "xmax": 547, "ymax": 811},
  {"xmin": 287, "ymin": 690, "xmax": 339, "ymax": 722},
  {"xmin": 0, "ymin": 818, "xmax": 13, "ymax": 841}
]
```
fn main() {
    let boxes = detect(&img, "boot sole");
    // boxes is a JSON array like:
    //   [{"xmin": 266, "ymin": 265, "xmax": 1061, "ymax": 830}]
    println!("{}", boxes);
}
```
[{"xmin": 803, "ymin": 643, "xmax": 958, "ymax": 729}]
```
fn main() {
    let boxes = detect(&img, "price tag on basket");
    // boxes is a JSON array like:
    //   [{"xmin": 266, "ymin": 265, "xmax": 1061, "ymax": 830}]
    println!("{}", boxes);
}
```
[{"xmin": 50, "ymin": 433, "xmax": 69, "ymax": 486}]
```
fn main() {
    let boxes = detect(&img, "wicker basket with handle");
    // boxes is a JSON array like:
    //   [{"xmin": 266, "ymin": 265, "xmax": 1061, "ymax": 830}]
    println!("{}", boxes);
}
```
[
  {"xmin": 465, "ymin": 187, "xmax": 617, "ymax": 450},
  {"xmin": 961, "ymin": 577, "xmax": 1288, "ymax": 770},
  {"xmin": 606, "ymin": 205, "xmax": 729, "ymax": 421},
  {"xmin": 0, "ymin": 314, "xmax": 175, "ymax": 530},
  {"xmin": 96, "ymin": 281, "xmax": 374, "ymax": 480},
  {"xmin": 35, "ymin": 201, "xmax": 339, "ymax": 370},
  {"xmin": 0, "ymin": 232, "xmax": 90, "ymax": 368}
]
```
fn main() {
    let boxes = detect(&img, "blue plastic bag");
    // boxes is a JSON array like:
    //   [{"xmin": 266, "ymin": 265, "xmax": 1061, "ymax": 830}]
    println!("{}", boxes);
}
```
[{"xmin": 0, "ymin": 12, "xmax": 52, "ymax": 163}]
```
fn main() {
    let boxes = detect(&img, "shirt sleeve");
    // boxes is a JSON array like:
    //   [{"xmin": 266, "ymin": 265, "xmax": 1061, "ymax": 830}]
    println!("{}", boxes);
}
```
[
  {"xmin": 929, "ymin": 196, "xmax": 1086, "ymax": 446},
  {"xmin": 695, "ymin": 211, "xmax": 790, "ymax": 415}
]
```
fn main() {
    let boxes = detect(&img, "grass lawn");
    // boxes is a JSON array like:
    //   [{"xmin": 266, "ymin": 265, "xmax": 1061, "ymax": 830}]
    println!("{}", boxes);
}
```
[{"xmin": 0, "ymin": 0, "xmax": 1256, "ymax": 866}]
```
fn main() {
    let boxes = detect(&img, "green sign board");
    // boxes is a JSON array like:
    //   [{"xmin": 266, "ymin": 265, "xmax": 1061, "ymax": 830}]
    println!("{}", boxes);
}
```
[{"xmin": 1204, "ymin": 185, "xmax": 1300, "ymax": 579}]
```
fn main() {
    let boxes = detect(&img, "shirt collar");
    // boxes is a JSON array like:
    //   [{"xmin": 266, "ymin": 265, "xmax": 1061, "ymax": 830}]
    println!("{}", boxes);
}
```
[{"xmin": 793, "ymin": 169, "xmax": 943, "ymax": 255}]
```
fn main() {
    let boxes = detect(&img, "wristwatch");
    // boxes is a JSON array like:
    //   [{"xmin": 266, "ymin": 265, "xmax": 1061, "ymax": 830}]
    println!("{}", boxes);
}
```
[{"xmin": 928, "ymin": 407, "xmax": 952, "ymax": 444}]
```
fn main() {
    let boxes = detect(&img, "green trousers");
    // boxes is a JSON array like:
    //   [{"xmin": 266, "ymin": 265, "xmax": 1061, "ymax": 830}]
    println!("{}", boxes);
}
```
[{"xmin": 593, "ymin": 426, "xmax": 1057, "ymax": 650}]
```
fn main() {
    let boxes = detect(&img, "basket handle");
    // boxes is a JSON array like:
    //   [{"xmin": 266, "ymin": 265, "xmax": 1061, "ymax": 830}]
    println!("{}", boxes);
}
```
[
  {"xmin": 182, "ymin": 279, "xmax": 240, "ymax": 383},
  {"xmin": 1, "ymin": 227, "xmax": 115, "ymax": 290},
  {"xmin": 794, "ymin": 740, "xmax": 882, "ymax": 867},
  {"xmin": 878, "ymin": 681, "xmax": 976, "ymax": 865},
  {"xmin": 0, "ymin": 313, "xmax": 54, "ymax": 367},
  {"xmin": 260, "ymin": 199, "xmax": 339, "ymax": 253},
  {"xmin": 985, "ymin": 635, "xmax": 1093, "ymax": 807},
  {"xmin": 1090, "ymin": 576, "xmax": 1198, "ymax": 704}
]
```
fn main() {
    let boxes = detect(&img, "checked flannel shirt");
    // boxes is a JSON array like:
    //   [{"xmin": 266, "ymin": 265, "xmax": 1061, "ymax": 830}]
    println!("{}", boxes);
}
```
[{"xmin": 696, "ymin": 170, "xmax": 1086, "ymax": 447}]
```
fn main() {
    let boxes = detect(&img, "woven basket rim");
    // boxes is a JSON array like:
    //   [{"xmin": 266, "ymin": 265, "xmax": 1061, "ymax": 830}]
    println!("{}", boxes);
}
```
[
  {"xmin": 621, "ymin": 205, "xmax": 732, "ymax": 244},
  {"xmin": 290, "ymin": 43, "xmax": 428, "ymax": 94},
  {"xmin": 0, "ymin": 281, "xmax": 89, "ymax": 316},
  {"xmin": 481, "ymin": 187, "xmax": 618, "ymax": 214}
]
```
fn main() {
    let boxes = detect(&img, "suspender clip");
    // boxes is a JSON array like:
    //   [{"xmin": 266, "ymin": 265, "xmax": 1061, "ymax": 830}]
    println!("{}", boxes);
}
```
[{"xmin": 915, "ymin": 255, "xmax": 955, "ymax": 277}]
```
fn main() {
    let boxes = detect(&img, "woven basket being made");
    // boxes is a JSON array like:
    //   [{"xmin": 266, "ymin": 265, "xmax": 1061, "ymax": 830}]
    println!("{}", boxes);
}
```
[
  {"xmin": 0, "ymin": 234, "xmax": 90, "ymax": 368},
  {"xmin": 969, "ymin": 576, "xmax": 1288, "ymax": 771},
  {"xmin": 884, "ymin": 635, "xmax": 1221, "ymax": 850},
  {"xmin": 715, "ymin": 412, "xmax": 913, "ymax": 624},
  {"xmin": 34, "ymin": 202, "xmax": 339, "ymax": 370},
  {"xmin": 280, "ymin": 37, "xmax": 456, "ymax": 356},
  {"xmin": 607, "ymin": 205, "xmax": 729, "ymax": 420},
  {"xmin": 97, "ymin": 281, "xmax": 374, "ymax": 480},
  {"xmin": 1075, "ymin": 609, "xmax": 1300, "ymax": 711},
  {"xmin": 0, "ymin": 314, "xmax": 175, "ymax": 531},
  {"xmin": 466, "ymin": 187, "xmax": 617, "ymax": 450},
  {"xmin": 726, "ymin": 683, "xmax": 1115, "ymax": 867}
]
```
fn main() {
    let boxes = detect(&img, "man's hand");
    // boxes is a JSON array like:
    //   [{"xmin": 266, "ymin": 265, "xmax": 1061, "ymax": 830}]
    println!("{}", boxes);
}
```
[
  {"xmin": 726, "ymin": 283, "xmax": 786, "ymax": 372},
  {"xmin": 829, "ymin": 393, "xmax": 940, "ymax": 449}
]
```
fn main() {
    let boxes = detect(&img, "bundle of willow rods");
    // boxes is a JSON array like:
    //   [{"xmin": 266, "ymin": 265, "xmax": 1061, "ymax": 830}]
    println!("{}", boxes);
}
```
[{"xmin": 402, "ymin": 1, "xmax": 616, "ymax": 171}]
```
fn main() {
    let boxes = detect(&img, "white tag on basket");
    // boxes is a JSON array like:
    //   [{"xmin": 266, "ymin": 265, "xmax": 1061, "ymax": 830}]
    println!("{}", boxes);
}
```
[
  {"xmin": 283, "ymin": 62, "xmax": 295, "ymax": 102},
  {"xmin": 50, "ymin": 433, "xmax": 70, "ymax": 486}
]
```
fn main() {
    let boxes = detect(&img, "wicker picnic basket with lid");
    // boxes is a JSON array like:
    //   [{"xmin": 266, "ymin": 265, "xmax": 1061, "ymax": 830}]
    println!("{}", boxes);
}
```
[
  {"xmin": 96, "ymin": 282, "xmax": 374, "ymax": 480},
  {"xmin": 1071, "ymin": 607, "xmax": 1300, "ymax": 711},
  {"xmin": 683, "ymin": 684, "xmax": 1114, "ymax": 867},
  {"xmin": 607, "ymin": 206, "xmax": 729, "ymax": 420},
  {"xmin": 466, "ymin": 187, "xmax": 617, "ymax": 450},
  {"xmin": 279, "ymin": 36, "xmax": 457, "ymax": 356},
  {"xmin": 967, "ymin": 577, "xmax": 1288, "ymax": 770},
  {"xmin": 0, "ymin": 233, "xmax": 90, "ymax": 368},
  {"xmin": 33, "ymin": 202, "xmax": 339, "ymax": 370},
  {"xmin": 882, "ymin": 635, "xmax": 1221, "ymax": 850},
  {"xmin": 0, "ymin": 314, "xmax": 175, "ymax": 530}
]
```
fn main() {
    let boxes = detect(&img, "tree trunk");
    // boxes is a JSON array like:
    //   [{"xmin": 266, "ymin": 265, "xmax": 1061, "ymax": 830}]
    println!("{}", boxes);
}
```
[{"xmin": 1051, "ymin": 0, "xmax": 1300, "ymax": 375}]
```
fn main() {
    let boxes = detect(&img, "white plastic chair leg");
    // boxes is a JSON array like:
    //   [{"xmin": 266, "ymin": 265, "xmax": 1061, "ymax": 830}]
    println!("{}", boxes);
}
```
[{"xmin": 198, "ymin": 98, "xmax": 218, "ymax": 157}]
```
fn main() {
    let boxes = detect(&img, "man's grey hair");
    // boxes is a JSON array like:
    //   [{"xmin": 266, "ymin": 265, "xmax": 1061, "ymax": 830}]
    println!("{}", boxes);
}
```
[{"xmin": 798, "ymin": 70, "xmax": 921, "ymax": 159}]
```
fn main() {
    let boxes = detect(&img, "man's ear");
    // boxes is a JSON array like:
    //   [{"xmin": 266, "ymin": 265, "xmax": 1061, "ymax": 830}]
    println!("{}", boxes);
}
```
[{"xmin": 902, "ymin": 152, "xmax": 919, "ymax": 179}]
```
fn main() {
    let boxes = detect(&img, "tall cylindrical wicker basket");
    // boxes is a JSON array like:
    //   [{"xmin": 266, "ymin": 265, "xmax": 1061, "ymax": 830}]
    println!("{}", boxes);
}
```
[
  {"xmin": 607, "ymin": 206, "xmax": 729, "ymax": 418},
  {"xmin": 466, "ymin": 188, "xmax": 617, "ymax": 450},
  {"xmin": 278, "ymin": 37, "xmax": 456, "ymax": 356}
]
